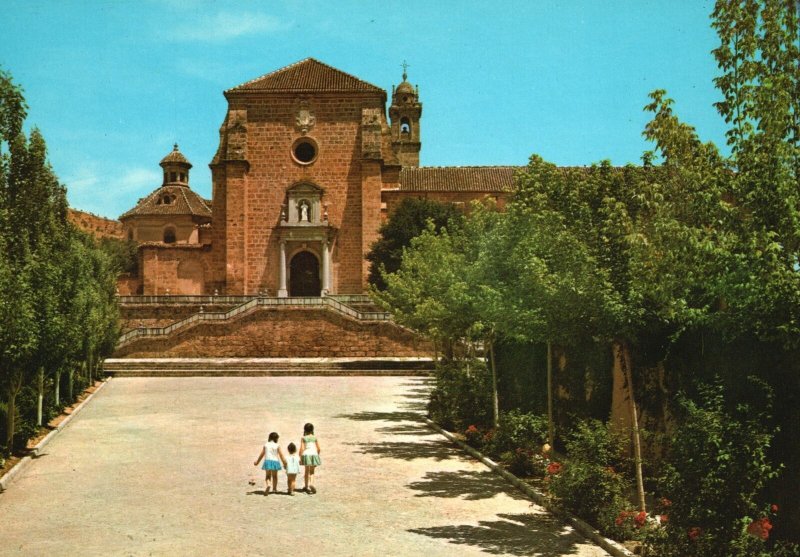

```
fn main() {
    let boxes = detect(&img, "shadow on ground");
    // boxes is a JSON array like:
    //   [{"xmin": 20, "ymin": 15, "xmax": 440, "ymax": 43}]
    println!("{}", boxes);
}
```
[
  {"xmin": 406, "ymin": 470, "xmax": 527, "ymax": 501},
  {"xmin": 409, "ymin": 512, "xmax": 593, "ymax": 557},
  {"xmin": 334, "ymin": 410, "xmax": 423, "ymax": 422},
  {"xmin": 346, "ymin": 440, "xmax": 456, "ymax": 461},
  {"xmin": 375, "ymin": 423, "xmax": 433, "ymax": 436}
]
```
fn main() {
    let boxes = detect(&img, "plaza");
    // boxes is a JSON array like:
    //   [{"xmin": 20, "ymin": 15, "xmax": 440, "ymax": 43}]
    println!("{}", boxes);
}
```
[{"xmin": 0, "ymin": 377, "xmax": 609, "ymax": 556}]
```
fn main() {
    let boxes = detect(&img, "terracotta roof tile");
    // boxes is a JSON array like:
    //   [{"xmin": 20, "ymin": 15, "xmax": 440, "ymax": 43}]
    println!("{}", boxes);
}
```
[
  {"xmin": 120, "ymin": 185, "xmax": 212, "ymax": 220},
  {"xmin": 227, "ymin": 58, "xmax": 384, "ymax": 94},
  {"xmin": 398, "ymin": 166, "xmax": 521, "ymax": 193}
]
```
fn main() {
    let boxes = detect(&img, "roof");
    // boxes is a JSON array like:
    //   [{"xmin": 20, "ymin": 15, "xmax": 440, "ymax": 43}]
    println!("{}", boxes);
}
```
[
  {"xmin": 398, "ymin": 166, "xmax": 522, "ymax": 193},
  {"xmin": 227, "ymin": 58, "xmax": 385, "ymax": 94},
  {"xmin": 119, "ymin": 184, "xmax": 212, "ymax": 220},
  {"xmin": 160, "ymin": 144, "xmax": 191, "ymax": 167}
]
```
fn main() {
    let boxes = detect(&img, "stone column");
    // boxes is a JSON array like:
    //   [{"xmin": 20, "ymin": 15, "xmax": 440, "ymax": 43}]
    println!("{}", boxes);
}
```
[
  {"xmin": 278, "ymin": 240, "xmax": 288, "ymax": 297},
  {"xmin": 321, "ymin": 240, "xmax": 330, "ymax": 295}
]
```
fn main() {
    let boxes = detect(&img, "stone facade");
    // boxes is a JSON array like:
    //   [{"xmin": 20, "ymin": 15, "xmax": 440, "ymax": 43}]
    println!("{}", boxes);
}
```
[
  {"xmin": 115, "ymin": 307, "xmax": 429, "ymax": 358},
  {"xmin": 119, "ymin": 59, "xmax": 516, "ymax": 296}
]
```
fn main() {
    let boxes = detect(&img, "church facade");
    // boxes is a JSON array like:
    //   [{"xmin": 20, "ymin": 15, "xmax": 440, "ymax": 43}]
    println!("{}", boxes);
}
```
[{"xmin": 119, "ymin": 58, "xmax": 515, "ymax": 296}]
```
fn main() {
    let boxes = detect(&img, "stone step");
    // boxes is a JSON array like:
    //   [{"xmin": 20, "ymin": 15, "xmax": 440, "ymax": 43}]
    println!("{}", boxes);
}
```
[{"xmin": 103, "ymin": 358, "xmax": 435, "ymax": 377}]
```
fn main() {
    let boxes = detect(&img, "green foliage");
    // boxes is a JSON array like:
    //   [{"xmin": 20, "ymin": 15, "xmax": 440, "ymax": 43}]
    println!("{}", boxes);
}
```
[
  {"xmin": 546, "ymin": 419, "xmax": 633, "ymax": 537},
  {"xmin": 427, "ymin": 359, "xmax": 493, "ymax": 431},
  {"xmin": 645, "ymin": 379, "xmax": 787, "ymax": 556},
  {"xmin": 99, "ymin": 236, "xmax": 138, "ymax": 275},
  {"xmin": 487, "ymin": 410, "xmax": 548, "ymax": 455},
  {"xmin": 0, "ymin": 68, "xmax": 120, "ymax": 455},
  {"xmin": 367, "ymin": 197, "xmax": 463, "ymax": 290}
]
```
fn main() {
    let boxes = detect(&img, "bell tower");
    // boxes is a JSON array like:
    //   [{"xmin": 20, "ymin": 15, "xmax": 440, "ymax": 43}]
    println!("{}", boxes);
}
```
[{"xmin": 389, "ymin": 62, "xmax": 422, "ymax": 167}]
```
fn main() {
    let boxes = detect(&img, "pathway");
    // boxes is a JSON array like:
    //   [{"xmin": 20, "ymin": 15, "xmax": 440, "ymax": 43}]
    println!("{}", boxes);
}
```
[{"xmin": 0, "ymin": 377, "xmax": 610, "ymax": 556}]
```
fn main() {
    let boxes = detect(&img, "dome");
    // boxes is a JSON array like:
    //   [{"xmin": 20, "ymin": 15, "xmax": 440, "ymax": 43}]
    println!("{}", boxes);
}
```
[
  {"xmin": 395, "ymin": 81, "xmax": 415, "ymax": 95},
  {"xmin": 160, "ymin": 144, "xmax": 192, "ymax": 168}
]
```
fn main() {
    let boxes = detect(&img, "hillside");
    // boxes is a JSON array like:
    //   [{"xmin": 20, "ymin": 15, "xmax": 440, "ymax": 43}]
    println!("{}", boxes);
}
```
[{"xmin": 68, "ymin": 208, "xmax": 125, "ymax": 239}]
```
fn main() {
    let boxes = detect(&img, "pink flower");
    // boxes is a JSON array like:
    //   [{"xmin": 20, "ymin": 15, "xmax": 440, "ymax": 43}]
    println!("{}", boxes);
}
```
[
  {"xmin": 771, "ymin": 504, "xmax": 779, "ymax": 513},
  {"xmin": 659, "ymin": 514, "xmax": 668, "ymax": 524},
  {"xmin": 688, "ymin": 527, "xmax": 702, "ymax": 541}
]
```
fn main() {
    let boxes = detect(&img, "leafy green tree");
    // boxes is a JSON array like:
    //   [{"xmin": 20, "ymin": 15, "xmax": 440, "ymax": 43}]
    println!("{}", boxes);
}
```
[{"xmin": 367, "ymin": 197, "xmax": 463, "ymax": 290}]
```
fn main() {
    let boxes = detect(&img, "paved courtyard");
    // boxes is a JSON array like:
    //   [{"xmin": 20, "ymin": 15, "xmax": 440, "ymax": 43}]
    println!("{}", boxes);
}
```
[{"xmin": 0, "ymin": 377, "xmax": 610, "ymax": 556}]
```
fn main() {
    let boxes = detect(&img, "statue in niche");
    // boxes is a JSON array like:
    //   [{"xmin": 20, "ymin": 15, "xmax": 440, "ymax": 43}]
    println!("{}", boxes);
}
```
[{"xmin": 298, "ymin": 200, "xmax": 310, "ymax": 222}]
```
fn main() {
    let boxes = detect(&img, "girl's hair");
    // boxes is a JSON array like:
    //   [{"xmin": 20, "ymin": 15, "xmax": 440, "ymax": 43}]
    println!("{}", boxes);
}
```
[
  {"xmin": 303, "ymin": 423, "xmax": 314, "ymax": 435},
  {"xmin": 268, "ymin": 432, "xmax": 279, "ymax": 443},
  {"xmin": 287, "ymin": 442, "xmax": 296, "ymax": 454}
]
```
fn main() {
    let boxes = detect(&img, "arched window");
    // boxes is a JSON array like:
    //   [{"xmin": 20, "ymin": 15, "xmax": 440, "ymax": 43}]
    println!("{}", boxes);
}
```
[
  {"xmin": 127, "ymin": 229, "xmax": 134, "ymax": 241},
  {"xmin": 400, "ymin": 117, "xmax": 411, "ymax": 134},
  {"xmin": 163, "ymin": 227, "xmax": 176, "ymax": 244},
  {"xmin": 170, "ymin": 172, "xmax": 177, "ymax": 182}
]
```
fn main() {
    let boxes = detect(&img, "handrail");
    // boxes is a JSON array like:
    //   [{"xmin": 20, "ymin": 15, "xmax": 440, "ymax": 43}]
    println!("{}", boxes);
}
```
[{"xmin": 117, "ymin": 296, "xmax": 392, "ymax": 348}]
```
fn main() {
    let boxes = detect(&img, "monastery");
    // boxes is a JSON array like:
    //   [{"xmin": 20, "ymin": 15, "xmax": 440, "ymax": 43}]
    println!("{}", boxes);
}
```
[{"xmin": 118, "ymin": 58, "xmax": 515, "ymax": 297}]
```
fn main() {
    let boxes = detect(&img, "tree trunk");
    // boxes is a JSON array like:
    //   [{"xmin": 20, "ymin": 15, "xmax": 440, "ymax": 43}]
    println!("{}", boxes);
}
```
[
  {"xmin": 547, "ymin": 341, "xmax": 554, "ymax": 448},
  {"xmin": 54, "ymin": 369, "xmax": 61, "ymax": 407},
  {"xmin": 615, "ymin": 338, "xmax": 646, "ymax": 512},
  {"xmin": 5, "ymin": 372, "xmax": 23, "ymax": 452},
  {"xmin": 67, "ymin": 368, "xmax": 74, "ymax": 402},
  {"xmin": 488, "ymin": 337, "xmax": 499, "ymax": 429},
  {"xmin": 36, "ymin": 367, "xmax": 44, "ymax": 427}
]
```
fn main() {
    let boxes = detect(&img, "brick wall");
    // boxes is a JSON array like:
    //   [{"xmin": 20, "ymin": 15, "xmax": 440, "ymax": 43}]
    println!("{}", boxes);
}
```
[
  {"xmin": 140, "ymin": 245, "xmax": 212, "ymax": 295},
  {"xmin": 213, "ymin": 92, "xmax": 388, "ymax": 295},
  {"xmin": 115, "ymin": 306, "xmax": 430, "ymax": 358}
]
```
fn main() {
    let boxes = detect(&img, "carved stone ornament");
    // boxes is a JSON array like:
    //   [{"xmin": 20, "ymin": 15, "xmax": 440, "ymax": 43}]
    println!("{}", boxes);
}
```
[{"xmin": 295, "ymin": 101, "xmax": 316, "ymax": 135}]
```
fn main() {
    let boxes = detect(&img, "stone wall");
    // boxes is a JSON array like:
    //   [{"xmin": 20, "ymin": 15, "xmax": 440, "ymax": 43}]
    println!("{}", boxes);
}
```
[
  {"xmin": 140, "ymin": 245, "xmax": 212, "ymax": 295},
  {"xmin": 212, "ymin": 93, "xmax": 387, "ymax": 295},
  {"xmin": 115, "ymin": 306, "xmax": 430, "ymax": 358}
]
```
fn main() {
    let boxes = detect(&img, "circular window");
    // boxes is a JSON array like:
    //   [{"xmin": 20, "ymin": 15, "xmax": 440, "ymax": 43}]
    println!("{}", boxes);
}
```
[{"xmin": 292, "ymin": 138, "xmax": 318, "ymax": 165}]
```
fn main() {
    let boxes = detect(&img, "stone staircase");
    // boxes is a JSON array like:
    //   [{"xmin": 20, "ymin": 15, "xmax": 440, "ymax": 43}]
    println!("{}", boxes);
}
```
[{"xmin": 103, "ymin": 357, "xmax": 435, "ymax": 377}]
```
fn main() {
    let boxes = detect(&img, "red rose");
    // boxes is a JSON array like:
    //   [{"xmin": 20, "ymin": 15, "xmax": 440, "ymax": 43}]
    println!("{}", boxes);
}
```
[
  {"xmin": 688, "ymin": 527, "xmax": 702, "ymax": 541},
  {"xmin": 771, "ymin": 504, "xmax": 779, "ymax": 513},
  {"xmin": 660, "ymin": 514, "xmax": 668, "ymax": 524},
  {"xmin": 546, "ymin": 462, "xmax": 562, "ymax": 475},
  {"xmin": 634, "ymin": 511, "xmax": 647, "ymax": 528},
  {"xmin": 747, "ymin": 517, "xmax": 772, "ymax": 541}
]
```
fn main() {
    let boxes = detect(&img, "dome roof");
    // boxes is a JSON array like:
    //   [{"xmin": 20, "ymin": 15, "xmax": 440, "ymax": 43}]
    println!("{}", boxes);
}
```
[
  {"xmin": 395, "ymin": 81, "xmax": 415, "ymax": 95},
  {"xmin": 119, "ymin": 184, "xmax": 211, "ymax": 221},
  {"xmin": 160, "ymin": 144, "xmax": 192, "ymax": 168}
]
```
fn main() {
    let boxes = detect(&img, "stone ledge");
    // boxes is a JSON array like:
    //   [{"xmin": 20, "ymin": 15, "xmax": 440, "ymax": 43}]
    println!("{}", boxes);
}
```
[
  {"xmin": 0, "ymin": 379, "xmax": 111, "ymax": 493},
  {"xmin": 425, "ymin": 418, "xmax": 635, "ymax": 557}
]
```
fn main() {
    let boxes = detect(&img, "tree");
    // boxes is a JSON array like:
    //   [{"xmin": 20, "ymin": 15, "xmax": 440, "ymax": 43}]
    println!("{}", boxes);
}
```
[{"xmin": 367, "ymin": 197, "xmax": 463, "ymax": 290}]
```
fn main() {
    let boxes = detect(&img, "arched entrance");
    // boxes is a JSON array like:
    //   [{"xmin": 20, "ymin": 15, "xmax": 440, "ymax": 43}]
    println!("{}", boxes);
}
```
[{"xmin": 289, "ymin": 251, "xmax": 321, "ymax": 296}]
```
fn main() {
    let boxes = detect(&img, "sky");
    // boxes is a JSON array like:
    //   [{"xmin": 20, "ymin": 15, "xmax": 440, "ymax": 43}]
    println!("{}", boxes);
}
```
[{"xmin": 0, "ymin": 1, "xmax": 729, "ymax": 219}]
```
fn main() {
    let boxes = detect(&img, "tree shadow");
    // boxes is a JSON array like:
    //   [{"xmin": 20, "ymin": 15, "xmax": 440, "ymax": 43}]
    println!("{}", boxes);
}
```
[
  {"xmin": 375, "ymin": 423, "xmax": 433, "ymax": 436},
  {"xmin": 346, "ymin": 440, "xmax": 456, "ymax": 461},
  {"xmin": 406, "ymin": 470, "xmax": 527, "ymax": 501},
  {"xmin": 408, "ymin": 512, "xmax": 597, "ymax": 557},
  {"xmin": 334, "ymin": 410, "xmax": 423, "ymax": 423}
]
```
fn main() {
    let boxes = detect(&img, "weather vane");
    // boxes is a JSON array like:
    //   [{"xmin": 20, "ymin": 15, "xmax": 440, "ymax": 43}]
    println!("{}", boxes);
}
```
[{"xmin": 401, "ymin": 60, "xmax": 410, "ymax": 81}]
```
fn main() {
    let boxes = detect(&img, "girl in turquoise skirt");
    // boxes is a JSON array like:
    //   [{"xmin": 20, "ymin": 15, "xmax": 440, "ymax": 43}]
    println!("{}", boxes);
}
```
[
  {"xmin": 299, "ymin": 423, "xmax": 322, "ymax": 494},
  {"xmin": 254, "ymin": 431, "xmax": 286, "ymax": 495}
]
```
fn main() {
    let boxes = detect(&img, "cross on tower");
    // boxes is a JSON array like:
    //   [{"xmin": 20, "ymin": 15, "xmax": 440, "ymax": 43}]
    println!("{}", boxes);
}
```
[{"xmin": 401, "ymin": 60, "xmax": 410, "ymax": 81}]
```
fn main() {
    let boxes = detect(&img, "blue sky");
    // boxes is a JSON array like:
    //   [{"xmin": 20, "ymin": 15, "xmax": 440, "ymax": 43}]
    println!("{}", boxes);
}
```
[{"xmin": 0, "ymin": 1, "xmax": 727, "ymax": 219}]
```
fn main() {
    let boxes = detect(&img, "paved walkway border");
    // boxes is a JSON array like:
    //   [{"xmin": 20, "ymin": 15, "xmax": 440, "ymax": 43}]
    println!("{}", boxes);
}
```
[
  {"xmin": 0, "ymin": 378, "xmax": 111, "ymax": 493},
  {"xmin": 425, "ymin": 418, "xmax": 635, "ymax": 557}
]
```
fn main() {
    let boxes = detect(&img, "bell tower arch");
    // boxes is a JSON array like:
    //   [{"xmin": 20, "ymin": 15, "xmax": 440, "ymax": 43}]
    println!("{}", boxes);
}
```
[{"xmin": 389, "ymin": 61, "xmax": 422, "ymax": 167}]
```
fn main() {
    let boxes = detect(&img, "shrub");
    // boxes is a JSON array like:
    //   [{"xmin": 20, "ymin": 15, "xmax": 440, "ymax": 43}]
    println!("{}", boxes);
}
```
[
  {"xmin": 644, "ymin": 379, "xmax": 796, "ymax": 557},
  {"xmin": 486, "ymin": 410, "xmax": 548, "ymax": 456},
  {"xmin": 427, "ymin": 359, "xmax": 492, "ymax": 431},
  {"xmin": 546, "ymin": 419, "xmax": 632, "ymax": 536}
]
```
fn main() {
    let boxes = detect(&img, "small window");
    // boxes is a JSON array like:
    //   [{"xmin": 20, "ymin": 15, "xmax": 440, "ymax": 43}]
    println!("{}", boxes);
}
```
[
  {"xmin": 170, "ymin": 172, "xmax": 177, "ymax": 182},
  {"xmin": 163, "ymin": 171, "xmax": 168, "ymax": 184},
  {"xmin": 127, "ymin": 229, "xmax": 134, "ymax": 241},
  {"xmin": 291, "ymin": 138, "xmax": 318, "ymax": 165},
  {"xmin": 163, "ymin": 227, "xmax": 176, "ymax": 244},
  {"xmin": 179, "ymin": 173, "xmax": 185, "ymax": 182},
  {"xmin": 400, "ymin": 117, "xmax": 411, "ymax": 134}
]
